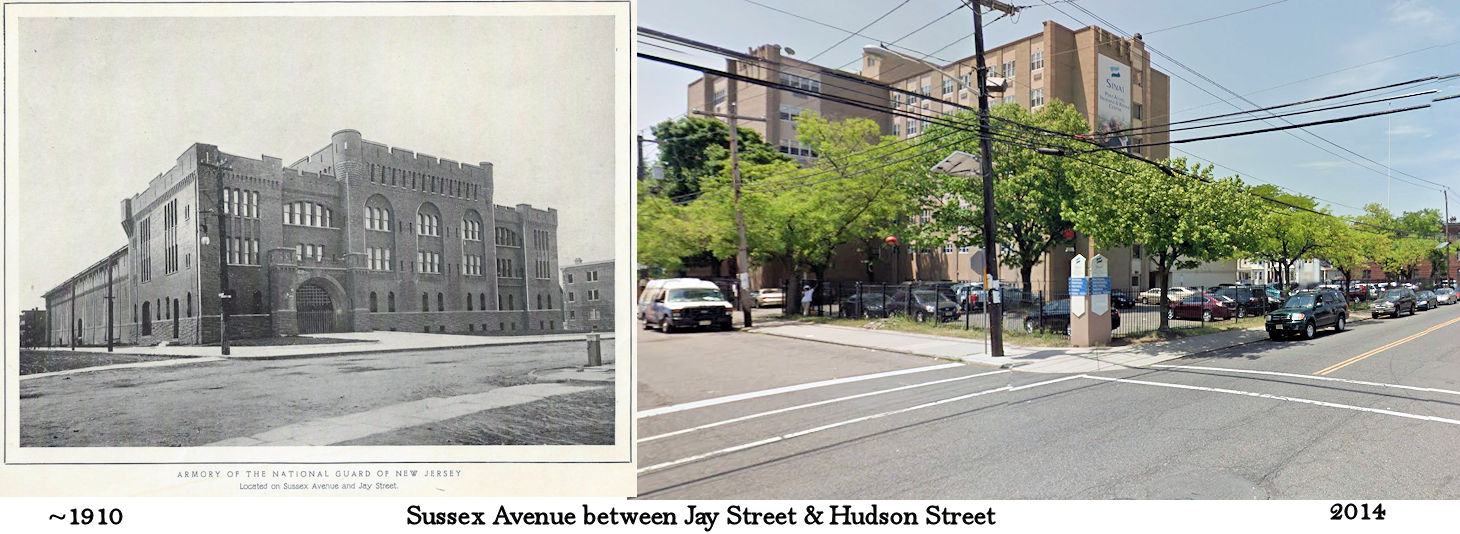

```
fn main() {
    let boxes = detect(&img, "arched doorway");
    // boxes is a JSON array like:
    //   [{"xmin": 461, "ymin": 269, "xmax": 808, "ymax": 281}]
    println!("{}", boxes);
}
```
[{"xmin": 296, "ymin": 281, "xmax": 341, "ymax": 334}]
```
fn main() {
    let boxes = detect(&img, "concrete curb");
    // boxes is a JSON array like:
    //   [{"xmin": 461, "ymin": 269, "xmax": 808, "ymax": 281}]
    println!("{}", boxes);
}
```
[
  {"xmin": 745, "ymin": 327, "xmax": 1012, "ymax": 370},
  {"xmin": 222, "ymin": 336, "xmax": 614, "ymax": 361}
]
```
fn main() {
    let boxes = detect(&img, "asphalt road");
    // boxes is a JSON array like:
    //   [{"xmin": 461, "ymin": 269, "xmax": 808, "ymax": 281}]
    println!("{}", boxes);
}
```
[
  {"xmin": 638, "ymin": 303, "xmax": 1460, "ymax": 499},
  {"xmin": 20, "ymin": 340, "xmax": 612, "ymax": 447}
]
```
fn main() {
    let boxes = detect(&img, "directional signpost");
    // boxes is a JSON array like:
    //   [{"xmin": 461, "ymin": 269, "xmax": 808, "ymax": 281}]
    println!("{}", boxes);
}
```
[{"xmin": 1070, "ymin": 253, "xmax": 1112, "ymax": 347}]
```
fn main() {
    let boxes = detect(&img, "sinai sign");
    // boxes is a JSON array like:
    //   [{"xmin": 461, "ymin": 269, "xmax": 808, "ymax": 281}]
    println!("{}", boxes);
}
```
[{"xmin": 1095, "ymin": 54, "xmax": 1131, "ymax": 148}]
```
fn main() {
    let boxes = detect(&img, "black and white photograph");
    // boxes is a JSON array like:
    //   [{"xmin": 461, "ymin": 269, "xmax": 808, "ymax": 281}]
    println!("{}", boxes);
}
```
[{"xmin": 5, "ymin": 1, "xmax": 633, "ymax": 496}]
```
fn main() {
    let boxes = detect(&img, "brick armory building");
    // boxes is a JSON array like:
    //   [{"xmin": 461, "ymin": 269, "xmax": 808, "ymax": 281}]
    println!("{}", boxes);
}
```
[{"xmin": 45, "ymin": 129, "xmax": 564, "ymax": 346}]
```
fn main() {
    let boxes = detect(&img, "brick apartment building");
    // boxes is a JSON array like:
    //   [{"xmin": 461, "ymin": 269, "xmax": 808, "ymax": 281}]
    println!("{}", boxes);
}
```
[
  {"xmin": 45, "ymin": 129, "xmax": 564, "ymax": 347},
  {"xmin": 681, "ymin": 21, "xmax": 1184, "ymax": 295},
  {"xmin": 562, "ymin": 258, "xmax": 615, "ymax": 332}
]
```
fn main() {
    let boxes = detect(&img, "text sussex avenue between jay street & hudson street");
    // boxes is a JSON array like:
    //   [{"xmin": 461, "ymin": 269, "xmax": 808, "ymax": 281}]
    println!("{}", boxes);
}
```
[{"xmin": 406, "ymin": 504, "xmax": 996, "ymax": 529}]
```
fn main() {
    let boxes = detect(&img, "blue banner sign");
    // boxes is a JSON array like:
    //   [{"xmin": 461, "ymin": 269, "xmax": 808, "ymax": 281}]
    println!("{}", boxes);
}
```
[
  {"xmin": 1090, "ymin": 276, "xmax": 1111, "ymax": 295},
  {"xmin": 1069, "ymin": 277, "xmax": 1090, "ymax": 296}
]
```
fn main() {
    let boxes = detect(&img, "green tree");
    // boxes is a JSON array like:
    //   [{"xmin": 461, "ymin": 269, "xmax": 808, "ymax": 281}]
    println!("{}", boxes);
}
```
[
  {"xmin": 1066, "ymin": 158, "xmax": 1263, "ymax": 333},
  {"xmin": 648, "ymin": 116, "xmax": 789, "ymax": 200},
  {"xmin": 1355, "ymin": 204, "xmax": 1443, "ymax": 281},
  {"xmin": 1316, "ymin": 224, "xmax": 1388, "ymax": 292},
  {"xmin": 748, "ymin": 113, "xmax": 916, "ymax": 309},
  {"xmin": 902, "ymin": 101, "xmax": 1092, "ymax": 291},
  {"xmin": 1246, "ymin": 185, "xmax": 1344, "ymax": 293}
]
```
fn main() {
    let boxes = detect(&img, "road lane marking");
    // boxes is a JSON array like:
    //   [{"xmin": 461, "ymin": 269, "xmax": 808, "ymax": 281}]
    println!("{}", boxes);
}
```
[
  {"xmin": 1315, "ymin": 315, "xmax": 1460, "ymax": 376},
  {"xmin": 638, "ymin": 374, "xmax": 1081, "ymax": 475},
  {"xmin": 1080, "ymin": 374, "xmax": 1460, "ymax": 427},
  {"xmin": 637, "ymin": 362, "xmax": 964, "ymax": 419},
  {"xmin": 1152, "ymin": 365, "xmax": 1460, "ymax": 397},
  {"xmin": 638, "ymin": 369, "xmax": 1010, "ymax": 444}
]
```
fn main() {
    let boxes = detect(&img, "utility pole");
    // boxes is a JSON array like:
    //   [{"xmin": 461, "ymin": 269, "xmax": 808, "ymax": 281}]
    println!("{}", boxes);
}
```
[
  {"xmin": 201, "ymin": 152, "xmax": 233, "ymax": 356},
  {"xmin": 969, "ymin": 0, "xmax": 1018, "ymax": 356},
  {"xmin": 637, "ymin": 134, "xmax": 647, "ymax": 181},
  {"xmin": 693, "ymin": 62, "xmax": 765, "ymax": 328},
  {"xmin": 105, "ymin": 258, "xmax": 114, "ymax": 353}
]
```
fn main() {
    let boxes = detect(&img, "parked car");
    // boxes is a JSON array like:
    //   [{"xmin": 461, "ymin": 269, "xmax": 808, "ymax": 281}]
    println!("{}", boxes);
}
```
[
  {"xmin": 1416, "ymin": 290, "xmax": 1437, "ymax": 311},
  {"xmin": 1110, "ymin": 289, "xmax": 1135, "ymax": 309},
  {"xmin": 1435, "ymin": 288, "xmax": 1457, "ymax": 305},
  {"xmin": 840, "ymin": 292, "xmax": 891, "ymax": 318},
  {"xmin": 751, "ymin": 287, "xmax": 785, "ymax": 308},
  {"xmin": 885, "ymin": 290, "xmax": 961, "ymax": 322},
  {"xmin": 1021, "ymin": 299, "xmax": 1121, "ymax": 335},
  {"xmin": 1371, "ymin": 287, "xmax": 1418, "ymax": 318},
  {"xmin": 1167, "ymin": 294, "xmax": 1235, "ymax": 322},
  {"xmin": 1345, "ymin": 284, "xmax": 1370, "ymax": 301},
  {"xmin": 640, "ymin": 278, "xmax": 734, "ymax": 333},
  {"xmin": 952, "ymin": 283, "xmax": 985, "ymax": 312},
  {"xmin": 1138, "ymin": 286, "xmax": 1196, "ymax": 305},
  {"xmin": 1266, "ymin": 289, "xmax": 1349, "ymax": 340},
  {"xmin": 1212, "ymin": 285, "xmax": 1269, "ymax": 318}
]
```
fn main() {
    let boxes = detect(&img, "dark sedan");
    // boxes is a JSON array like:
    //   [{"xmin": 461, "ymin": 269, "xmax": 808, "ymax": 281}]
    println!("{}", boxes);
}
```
[
  {"xmin": 886, "ymin": 290, "xmax": 961, "ymax": 322},
  {"xmin": 840, "ymin": 292, "xmax": 891, "ymax": 318},
  {"xmin": 1110, "ymin": 289, "xmax": 1135, "ymax": 309},
  {"xmin": 1022, "ymin": 299, "xmax": 1121, "ymax": 335}
]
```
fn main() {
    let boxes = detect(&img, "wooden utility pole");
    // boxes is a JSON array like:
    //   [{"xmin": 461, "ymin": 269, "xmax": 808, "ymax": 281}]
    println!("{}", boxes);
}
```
[
  {"xmin": 969, "ymin": 0, "xmax": 1019, "ymax": 356},
  {"xmin": 693, "ymin": 62, "xmax": 766, "ymax": 328}
]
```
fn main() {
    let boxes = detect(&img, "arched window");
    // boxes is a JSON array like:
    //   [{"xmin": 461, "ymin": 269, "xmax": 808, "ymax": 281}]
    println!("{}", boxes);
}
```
[
  {"xmin": 186, "ymin": 292, "xmax": 193, "ymax": 317},
  {"xmin": 547, "ymin": 294, "xmax": 552, "ymax": 309},
  {"xmin": 141, "ymin": 302, "xmax": 152, "ymax": 335},
  {"xmin": 466, "ymin": 294, "xmax": 473, "ymax": 311},
  {"xmin": 437, "ymin": 293, "xmax": 444, "ymax": 311},
  {"xmin": 370, "ymin": 292, "xmax": 379, "ymax": 312},
  {"xmin": 422, "ymin": 293, "xmax": 429, "ymax": 312},
  {"xmin": 536, "ymin": 294, "xmax": 542, "ymax": 310},
  {"xmin": 508, "ymin": 294, "xmax": 515, "ymax": 310},
  {"xmin": 388, "ymin": 292, "xmax": 396, "ymax": 312},
  {"xmin": 253, "ymin": 291, "xmax": 263, "ymax": 313},
  {"xmin": 479, "ymin": 293, "xmax": 486, "ymax": 311}
]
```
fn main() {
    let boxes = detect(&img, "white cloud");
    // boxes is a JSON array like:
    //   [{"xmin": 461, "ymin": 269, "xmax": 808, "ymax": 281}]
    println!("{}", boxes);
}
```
[{"xmin": 1389, "ymin": 0, "xmax": 1457, "ymax": 37}]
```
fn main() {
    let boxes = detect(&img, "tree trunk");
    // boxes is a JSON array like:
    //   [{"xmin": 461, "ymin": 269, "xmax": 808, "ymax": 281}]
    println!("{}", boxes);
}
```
[
  {"xmin": 1157, "ymin": 251, "xmax": 1171, "ymax": 334},
  {"xmin": 1020, "ymin": 263, "xmax": 1035, "ymax": 293}
]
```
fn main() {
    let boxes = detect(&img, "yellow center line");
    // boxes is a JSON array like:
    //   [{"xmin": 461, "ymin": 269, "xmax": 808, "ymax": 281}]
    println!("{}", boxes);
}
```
[{"xmin": 1316, "ymin": 315, "xmax": 1460, "ymax": 376}]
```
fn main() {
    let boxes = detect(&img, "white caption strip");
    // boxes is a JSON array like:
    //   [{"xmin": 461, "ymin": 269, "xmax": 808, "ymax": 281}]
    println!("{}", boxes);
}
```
[
  {"xmin": 639, "ymin": 375, "xmax": 1083, "ymax": 475},
  {"xmin": 637, "ymin": 362, "xmax": 964, "ymax": 419},
  {"xmin": 638, "ymin": 369, "xmax": 1010, "ymax": 444}
]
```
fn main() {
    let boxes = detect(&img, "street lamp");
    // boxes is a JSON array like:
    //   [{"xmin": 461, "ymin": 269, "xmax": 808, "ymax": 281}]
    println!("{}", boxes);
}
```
[{"xmin": 884, "ymin": 235, "xmax": 899, "ymax": 284}]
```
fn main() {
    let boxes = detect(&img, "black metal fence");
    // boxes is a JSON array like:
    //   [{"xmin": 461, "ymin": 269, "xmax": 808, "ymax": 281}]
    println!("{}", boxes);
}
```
[{"xmin": 785, "ymin": 281, "xmax": 1277, "ymax": 339}]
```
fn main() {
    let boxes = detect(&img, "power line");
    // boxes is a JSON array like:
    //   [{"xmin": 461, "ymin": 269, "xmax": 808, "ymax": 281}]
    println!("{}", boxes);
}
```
[
  {"xmin": 1055, "ymin": 0, "xmax": 1455, "ymax": 194},
  {"xmin": 738, "ymin": 0, "xmax": 954, "ymax": 64},
  {"xmin": 806, "ymin": 0, "xmax": 911, "ymax": 62},
  {"xmin": 1142, "ymin": 0, "xmax": 1289, "ymax": 36}
]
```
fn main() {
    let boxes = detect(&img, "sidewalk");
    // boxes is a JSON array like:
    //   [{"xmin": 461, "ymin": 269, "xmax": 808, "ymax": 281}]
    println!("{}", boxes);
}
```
[
  {"xmin": 208, "ymin": 363, "xmax": 614, "ymax": 446},
  {"xmin": 55, "ymin": 331, "xmax": 615, "ymax": 360},
  {"xmin": 749, "ymin": 322, "xmax": 1274, "ymax": 374}
]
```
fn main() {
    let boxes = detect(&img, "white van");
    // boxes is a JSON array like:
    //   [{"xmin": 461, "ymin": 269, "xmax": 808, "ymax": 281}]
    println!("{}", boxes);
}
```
[{"xmin": 639, "ymin": 278, "xmax": 734, "ymax": 332}]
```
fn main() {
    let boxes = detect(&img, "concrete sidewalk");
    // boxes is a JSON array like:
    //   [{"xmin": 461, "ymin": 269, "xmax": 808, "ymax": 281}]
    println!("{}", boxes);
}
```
[
  {"xmin": 750, "ymin": 323, "xmax": 1272, "ymax": 373},
  {"xmin": 52, "ymin": 331, "xmax": 615, "ymax": 360}
]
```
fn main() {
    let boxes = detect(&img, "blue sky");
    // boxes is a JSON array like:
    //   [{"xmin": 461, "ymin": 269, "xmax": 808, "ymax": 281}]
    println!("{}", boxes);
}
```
[{"xmin": 639, "ymin": 0, "xmax": 1460, "ymax": 220}]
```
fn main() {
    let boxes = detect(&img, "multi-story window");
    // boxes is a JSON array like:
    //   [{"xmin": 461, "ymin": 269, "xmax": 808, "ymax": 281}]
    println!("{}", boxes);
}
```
[
  {"xmin": 941, "ymin": 77, "xmax": 955, "ymax": 95},
  {"xmin": 1030, "ymin": 88, "xmax": 1045, "ymax": 108},
  {"xmin": 369, "ymin": 247, "xmax": 393, "ymax": 271},
  {"xmin": 1002, "ymin": 95, "xmax": 1016, "ymax": 104},
  {"xmin": 777, "ymin": 72, "xmax": 822, "ymax": 93},
  {"xmin": 417, "ymin": 212, "xmax": 440, "ymax": 236},
  {"xmin": 711, "ymin": 89, "xmax": 726, "ymax": 107},
  {"xmin": 416, "ymin": 251, "xmax": 440, "ymax": 274},
  {"xmin": 367, "ymin": 206, "xmax": 393, "ymax": 231},
  {"xmin": 462, "ymin": 219, "xmax": 481, "ymax": 241},
  {"xmin": 587, "ymin": 270, "xmax": 599, "ymax": 282},
  {"xmin": 464, "ymin": 255, "xmax": 483, "ymax": 276},
  {"xmin": 1133, "ymin": 102, "xmax": 1144, "ymax": 120},
  {"xmin": 919, "ymin": 84, "xmax": 931, "ymax": 96},
  {"xmin": 1030, "ymin": 50, "xmax": 1045, "ymax": 70},
  {"xmin": 777, "ymin": 140, "xmax": 817, "ymax": 158},
  {"xmin": 567, "ymin": 292, "xmax": 575, "ymax": 303},
  {"xmin": 285, "ymin": 201, "xmax": 332, "ymax": 228},
  {"xmin": 163, "ymin": 200, "xmax": 178, "ymax": 275},
  {"xmin": 959, "ymin": 74, "xmax": 972, "ymax": 91},
  {"xmin": 891, "ymin": 122, "xmax": 900, "ymax": 136},
  {"xmin": 496, "ymin": 257, "xmax": 516, "ymax": 278},
  {"xmin": 943, "ymin": 244, "xmax": 955, "ymax": 254},
  {"xmin": 588, "ymin": 289, "xmax": 600, "ymax": 301},
  {"xmin": 1001, "ymin": 60, "xmax": 1016, "ymax": 78},
  {"xmin": 227, "ymin": 237, "xmax": 260, "ymax": 265},
  {"xmin": 138, "ymin": 217, "xmax": 152, "ymax": 283},
  {"xmin": 534, "ymin": 259, "xmax": 551, "ymax": 279},
  {"xmin": 778, "ymin": 105, "xmax": 804, "ymax": 122}
]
